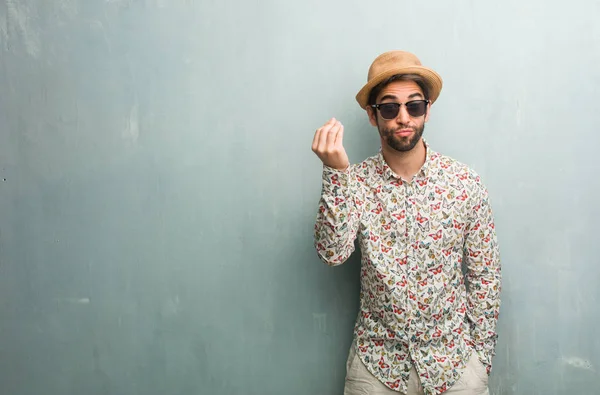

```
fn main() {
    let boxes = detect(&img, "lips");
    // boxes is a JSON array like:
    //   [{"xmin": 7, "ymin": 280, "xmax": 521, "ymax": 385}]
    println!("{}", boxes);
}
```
[{"xmin": 394, "ymin": 128, "xmax": 413, "ymax": 137}]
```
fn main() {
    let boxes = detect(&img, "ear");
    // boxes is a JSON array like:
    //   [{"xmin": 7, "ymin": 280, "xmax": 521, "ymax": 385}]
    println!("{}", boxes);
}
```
[
  {"xmin": 424, "ymin": 102, "xmax": 432, "ymax": 123},
  {"xmin": 366, "ymin": 106, "xmax": 378, "ymax": 127}
]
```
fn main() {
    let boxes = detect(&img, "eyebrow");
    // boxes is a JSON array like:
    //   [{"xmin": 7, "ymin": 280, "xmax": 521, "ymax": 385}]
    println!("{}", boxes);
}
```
[{"xmin": 379, "ymin": 92, "xmax": 424, "ymax": 102}]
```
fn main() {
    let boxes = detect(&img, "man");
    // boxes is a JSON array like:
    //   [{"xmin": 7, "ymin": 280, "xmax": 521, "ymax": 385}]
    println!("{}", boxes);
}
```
[{"xmin": 311, "ymin": 51, "xmax": 501, "ymax": 395}]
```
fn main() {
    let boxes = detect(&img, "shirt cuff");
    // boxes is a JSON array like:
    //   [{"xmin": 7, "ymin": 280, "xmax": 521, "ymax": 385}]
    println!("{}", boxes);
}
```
[{"xmin": 321, "ymin": 165, "xmax": 350, "ymax": 195}]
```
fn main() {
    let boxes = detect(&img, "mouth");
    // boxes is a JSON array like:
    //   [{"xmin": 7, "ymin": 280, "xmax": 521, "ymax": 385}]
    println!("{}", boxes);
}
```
[{"xmin": 394, "ymin": 128, "xmax": 413, "ymax": 137}]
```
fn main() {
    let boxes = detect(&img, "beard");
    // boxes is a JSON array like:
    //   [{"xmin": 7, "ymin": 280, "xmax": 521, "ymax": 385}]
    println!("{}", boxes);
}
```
[{"xmin": 378, "ymin": 122, "xmax": 425, "ymax": 152}]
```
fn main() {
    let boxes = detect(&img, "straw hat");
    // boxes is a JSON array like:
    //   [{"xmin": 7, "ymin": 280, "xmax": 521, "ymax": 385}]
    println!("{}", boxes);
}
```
[{"xmin": 355, "ymin": 50, "xmax": 443, "ymax": 109}]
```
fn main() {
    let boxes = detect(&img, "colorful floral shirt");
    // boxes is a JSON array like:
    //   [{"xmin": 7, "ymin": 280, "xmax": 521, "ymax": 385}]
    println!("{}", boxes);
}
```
[{"xmin": 313, "ymin": 142, "xmax": 501, "ymax": 395}]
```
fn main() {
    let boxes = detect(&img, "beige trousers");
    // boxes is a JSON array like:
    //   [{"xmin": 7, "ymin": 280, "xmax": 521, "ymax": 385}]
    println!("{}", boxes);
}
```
[{"xmin": 343, "ymin": 346, "xmax": 489, "ymax": 395}]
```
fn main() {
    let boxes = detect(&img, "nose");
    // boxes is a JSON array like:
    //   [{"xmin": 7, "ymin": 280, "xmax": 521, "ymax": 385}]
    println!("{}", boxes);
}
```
[{"xmin": 397, "ymin": 104, "xmax": 411, "ymax": 124}]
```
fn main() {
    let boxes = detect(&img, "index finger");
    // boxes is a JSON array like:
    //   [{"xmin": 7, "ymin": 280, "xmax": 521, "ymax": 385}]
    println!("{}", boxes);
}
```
[{"xmin": 334, "ymin": 123, "xmax": 344, "ymax": 146}]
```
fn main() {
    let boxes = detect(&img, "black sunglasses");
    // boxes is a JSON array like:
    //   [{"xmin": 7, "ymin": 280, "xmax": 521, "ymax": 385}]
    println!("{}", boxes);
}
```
[{"xmin": 370, "ymin": 100, "xmax": 430, "ymax": 120}]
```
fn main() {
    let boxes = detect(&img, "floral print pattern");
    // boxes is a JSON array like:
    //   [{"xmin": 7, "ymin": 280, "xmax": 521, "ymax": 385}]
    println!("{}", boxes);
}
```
[{"xmin": 313, "ymin": 142, "xmax": 501, "ymax": 395}]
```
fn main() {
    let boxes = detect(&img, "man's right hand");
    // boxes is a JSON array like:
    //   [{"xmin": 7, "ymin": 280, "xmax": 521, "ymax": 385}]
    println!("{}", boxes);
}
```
[{"xmin": 311, "ymin": 118, "xmax": 350, "ymax": 171}]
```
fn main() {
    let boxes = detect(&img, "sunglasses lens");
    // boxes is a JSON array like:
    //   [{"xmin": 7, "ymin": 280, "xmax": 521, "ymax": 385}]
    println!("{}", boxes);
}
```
[
  {"xmin": 406, "ymin": 101, "xmax": 427, "ymax": 117},
  {"xmin": 378, "ymin": 103, "xmax": 399, "ymax": 119}
]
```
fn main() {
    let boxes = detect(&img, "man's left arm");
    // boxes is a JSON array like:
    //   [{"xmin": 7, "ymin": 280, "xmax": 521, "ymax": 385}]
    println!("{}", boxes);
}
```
[{"xmin": 464, "ymin": 180, "xmax": 502, "ymax": 375}]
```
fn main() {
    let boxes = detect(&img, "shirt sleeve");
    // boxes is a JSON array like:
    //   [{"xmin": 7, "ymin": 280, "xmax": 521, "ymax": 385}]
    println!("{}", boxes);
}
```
[
  {"xmin": 313, "ymin": 164, "xmax": 363, "ymax": 266},
  {"xmin": 464, "ymin": 180, "xmax": 502, "ymax": 374}
]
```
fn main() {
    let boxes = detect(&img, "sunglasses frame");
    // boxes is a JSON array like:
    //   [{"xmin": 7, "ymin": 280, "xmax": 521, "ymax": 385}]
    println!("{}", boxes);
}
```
[{"xmin": 370, "ymin": 99, "xmax": 430, "ymax": 120}]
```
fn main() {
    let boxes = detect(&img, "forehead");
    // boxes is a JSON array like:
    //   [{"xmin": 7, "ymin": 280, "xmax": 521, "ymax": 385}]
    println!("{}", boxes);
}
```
[{"xmin": 376, "ymin": 80, "xmax": 424, "ymax": 101}]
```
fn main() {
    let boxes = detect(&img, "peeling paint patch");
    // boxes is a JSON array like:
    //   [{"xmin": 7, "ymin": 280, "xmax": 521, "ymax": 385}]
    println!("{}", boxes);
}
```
[{"xmin": 561, "ymin": 356, "xmax": 595, "ymax": 372}]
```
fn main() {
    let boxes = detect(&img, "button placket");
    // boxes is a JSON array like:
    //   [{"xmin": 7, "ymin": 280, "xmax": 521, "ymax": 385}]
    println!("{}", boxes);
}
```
[{"xmin": 403, "ymin": 180, "xmax": 420, "ymax": 346}]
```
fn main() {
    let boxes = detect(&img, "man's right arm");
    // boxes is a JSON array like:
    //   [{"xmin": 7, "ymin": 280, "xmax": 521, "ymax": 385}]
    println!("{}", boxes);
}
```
[
  {"xmin": 313, "ymin": 165, "xmax": 362, "ymax": 266},
  {"xmin": 311, "ymin": 118, "xmax": 361, "ymax": 266}
]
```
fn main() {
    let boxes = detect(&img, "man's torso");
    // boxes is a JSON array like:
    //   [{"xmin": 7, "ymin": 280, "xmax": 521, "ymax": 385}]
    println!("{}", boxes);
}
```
[{"xmin": 349, "ymin": 148, "xmax": 484, "ymax": 394}]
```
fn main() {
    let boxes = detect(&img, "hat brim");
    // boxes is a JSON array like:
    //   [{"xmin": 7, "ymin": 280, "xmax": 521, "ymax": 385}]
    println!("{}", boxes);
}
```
[{"xmin": 355, "ymin": 66, "xmax": 443, "ymax": 109}]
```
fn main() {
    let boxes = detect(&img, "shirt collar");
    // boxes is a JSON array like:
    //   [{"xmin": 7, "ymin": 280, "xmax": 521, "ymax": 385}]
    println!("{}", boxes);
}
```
[{"xmin": 377, "ymin": 139, "xmax": 439, "ymax": 181}]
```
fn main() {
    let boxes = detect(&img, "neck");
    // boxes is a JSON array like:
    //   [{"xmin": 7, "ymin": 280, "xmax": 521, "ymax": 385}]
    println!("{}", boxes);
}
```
[{"xmin": 381, "ymin": 138, "xmax": 427, "ymax": 181}]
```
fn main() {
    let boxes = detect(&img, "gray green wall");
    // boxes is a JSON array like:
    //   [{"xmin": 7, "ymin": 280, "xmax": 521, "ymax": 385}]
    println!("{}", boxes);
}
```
[{"xmin": 1, "ymin": 1, "xmax": 599, "ymax": 394}]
